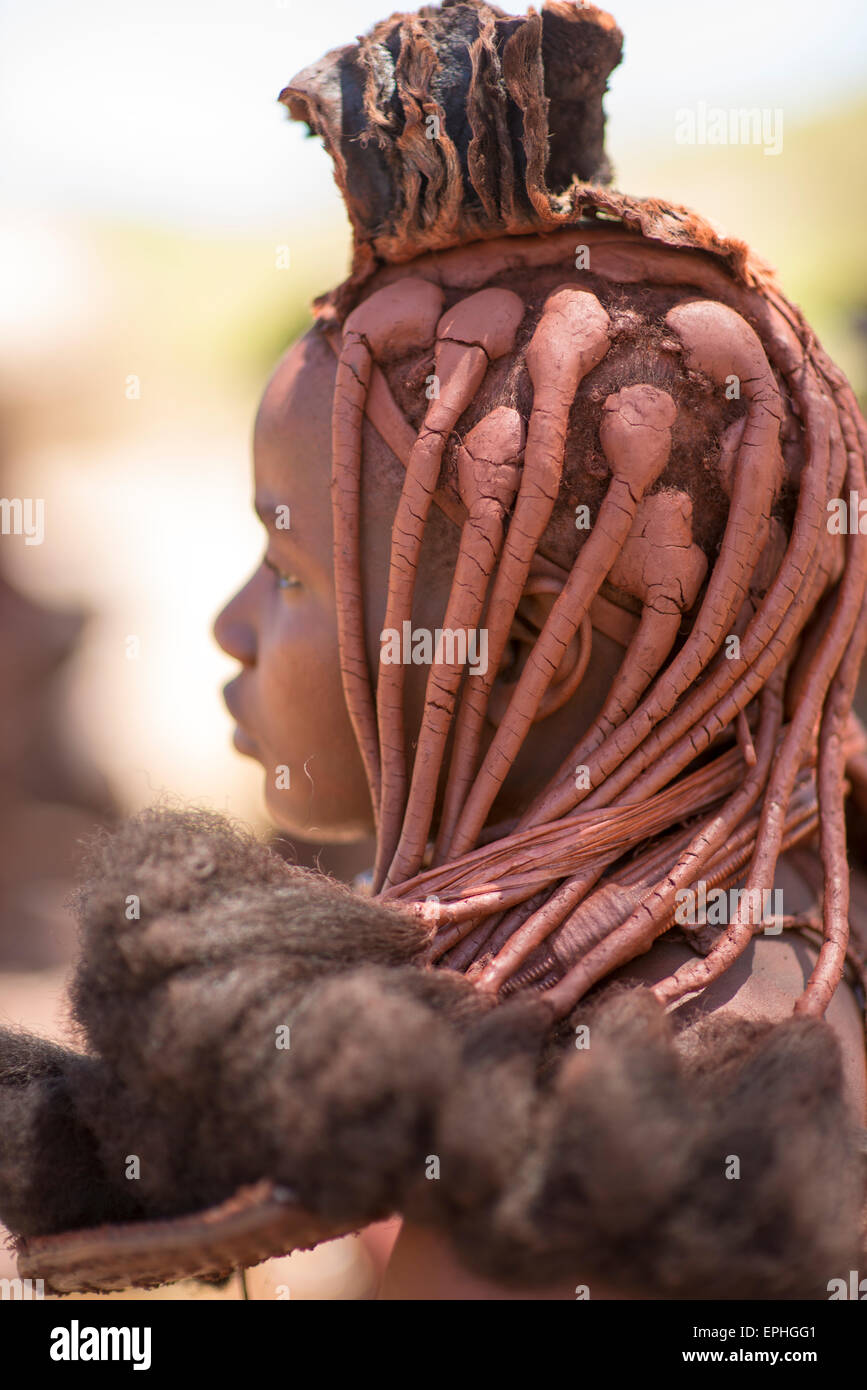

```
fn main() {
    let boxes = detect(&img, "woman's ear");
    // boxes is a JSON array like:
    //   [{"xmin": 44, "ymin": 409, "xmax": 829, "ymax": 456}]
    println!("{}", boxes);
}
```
[{"xmin": 485, "ymin": 570, "xmax": 593, "ymax": 726}]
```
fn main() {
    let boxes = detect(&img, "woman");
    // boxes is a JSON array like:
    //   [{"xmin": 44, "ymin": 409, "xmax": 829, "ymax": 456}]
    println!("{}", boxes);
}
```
[{"xmin": 3, "ymin": 0, "xmax": 866, "ymax": 1300}]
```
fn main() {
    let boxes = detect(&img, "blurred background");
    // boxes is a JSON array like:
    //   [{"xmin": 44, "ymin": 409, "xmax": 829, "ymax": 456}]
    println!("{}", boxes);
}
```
[{"xmin": 0, "ymin": 0, "xmax": 864, "ymax": 1296}]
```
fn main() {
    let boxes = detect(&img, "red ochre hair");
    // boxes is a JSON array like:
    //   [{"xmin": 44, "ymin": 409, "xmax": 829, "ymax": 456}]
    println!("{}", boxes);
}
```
[{"xmin": 281, "ymin": 0, "xmax": 867, "ymax": 1020}]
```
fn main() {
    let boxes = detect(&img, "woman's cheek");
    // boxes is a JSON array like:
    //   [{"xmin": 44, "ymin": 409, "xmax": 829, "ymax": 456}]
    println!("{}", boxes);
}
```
[
  {"xmin": 259, "ymin": 598, "xmax": 334, "ymax": 758},
  {"xmin": 259, "ymin": 596, "xmax": 373, "ymax": 835}
]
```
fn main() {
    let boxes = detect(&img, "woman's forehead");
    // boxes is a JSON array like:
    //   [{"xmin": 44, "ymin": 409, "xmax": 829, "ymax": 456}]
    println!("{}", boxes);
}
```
[
  {"xmin": 253, "ymin": 330, "xmax": 336, "ymax": 524},
  {"xmin": 256, "ymin": 328, "xmax": 336, "ymax": 443}
]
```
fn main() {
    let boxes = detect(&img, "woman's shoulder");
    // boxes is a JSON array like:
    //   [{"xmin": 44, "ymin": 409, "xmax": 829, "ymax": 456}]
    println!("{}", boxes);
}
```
[{"xmin": 610, "ymin": 851, "xmax": 867, "ymax": 1125}]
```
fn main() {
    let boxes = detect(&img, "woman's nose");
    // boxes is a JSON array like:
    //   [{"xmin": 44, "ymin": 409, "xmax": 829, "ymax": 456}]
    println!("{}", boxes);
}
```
[{"xmin": 213, "ymin": 582, "xmax": 257, "ymax": 667}]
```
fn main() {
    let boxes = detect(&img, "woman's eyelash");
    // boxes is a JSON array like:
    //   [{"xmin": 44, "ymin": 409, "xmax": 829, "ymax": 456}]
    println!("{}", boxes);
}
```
[{"xmin": 264, "ymin": 557, "xmax": 302, "ymax": 590}]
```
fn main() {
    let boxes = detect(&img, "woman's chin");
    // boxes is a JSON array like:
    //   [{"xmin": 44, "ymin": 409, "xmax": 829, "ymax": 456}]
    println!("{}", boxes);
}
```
[
  {"xmin": 231, "ymin": 725, "xmax": 262, "ymax": 759},
  {"xmin": 263, "ymin": 790, "xmax": 374, "ymax": 845}
]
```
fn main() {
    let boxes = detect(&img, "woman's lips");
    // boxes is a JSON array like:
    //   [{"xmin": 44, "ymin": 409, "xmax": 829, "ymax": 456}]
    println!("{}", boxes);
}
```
[{"xmin": 222, "ymin": 678, "xmax": 260, "ymax": 758}]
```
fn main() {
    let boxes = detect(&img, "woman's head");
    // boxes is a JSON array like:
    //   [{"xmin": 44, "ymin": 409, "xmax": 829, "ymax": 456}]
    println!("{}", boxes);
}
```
[
  {"xmin": 214, "ymin": 328, "xmax": 384, "ymax": 840},
  {"xmin": 213, "ymin": 304, "xmax": 626, "ymax": 839},
  {"xmin": 218, "ymin": 0, "xmax": 867, "ymax": 1022}
]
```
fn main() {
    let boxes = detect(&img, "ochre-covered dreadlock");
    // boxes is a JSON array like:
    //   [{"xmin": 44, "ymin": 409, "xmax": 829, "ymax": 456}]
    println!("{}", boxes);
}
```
[{"xmin": 282, "ymin": 0, "xmax": 867, "ymax": 1021}]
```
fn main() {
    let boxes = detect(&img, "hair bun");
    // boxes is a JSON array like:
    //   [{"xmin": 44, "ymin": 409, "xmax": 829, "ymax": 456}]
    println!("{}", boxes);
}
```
[{"xmin": 280, "ymin": 0, "xmax": 623, "ymax": 269}]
